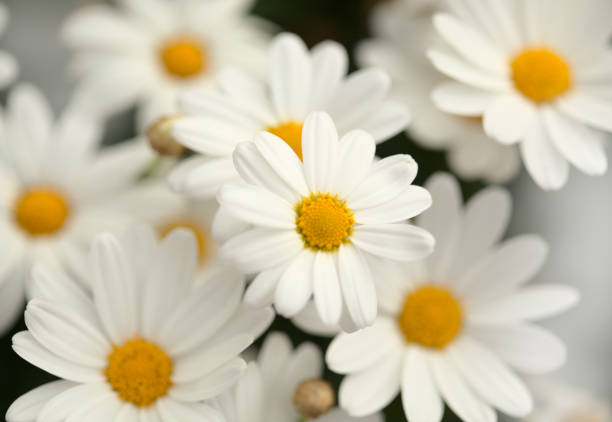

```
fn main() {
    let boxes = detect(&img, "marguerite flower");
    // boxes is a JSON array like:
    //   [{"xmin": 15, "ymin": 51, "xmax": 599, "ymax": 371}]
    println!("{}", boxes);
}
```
[
  {"xmin": 357, "ymin": 0, "xmax": 519, "ymax": 183},
  {"xmin": 326, "ymin": 173, "xmax": 579, "ymax": 421},
  {"xmin": 169, "ymin": 32, "xmax": 410, "ymax": 197},
  {"xmin": 6, "ymin": 226, "xmax": 273, "ymax": 421},
  {"xmin": 217, "ymin": 112, "xmax": 434, "ymax": 330},
  {"xmin": 429, "ymin": 0, "xmax": 612, "ymax": 190},
  {"xmin": 0, "ymin": 3, "xmax": 18, "ymax": 89},
  {"xmin": 0, "ymin": 84, "xmax": 174, "ymax": 335},
  {"xmin": 211, "ymin": 332, "xmax": 383, "ymax": 422},
  {"xmin": 525, "ymin": 379, "xmax": 611, "ymax": 422},
  {"xmin": 63, "ymin": 0, "xmax": 270, "ymax": 128}
]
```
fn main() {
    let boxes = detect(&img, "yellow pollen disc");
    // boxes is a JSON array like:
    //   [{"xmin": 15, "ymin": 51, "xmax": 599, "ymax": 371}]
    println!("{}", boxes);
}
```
[
  {"xmin": 398, "ymin": 286, "xmax": 462, "ymax": 349},
  {"xmin": 296, "ymin": 193, "xmax": 354, "ymax": 252},
  {"xmin": 511, "ymin": 47, "xmax": 572, "ymax": 102},
  {"xmin": 105, "ymin": 339, "xmax": 173, "ymax": 408},
  {"xmin": 266, "ymin": 121, "xmax": 304, "ymax": 160},
  {"xmin": 158, "ymin": 219, "xmax": 209, "ymax": 264},
  {"xmin": 160, "ymin": 37, "xmax": 206, "ymax": 79},
  {"xmin": 14, "ymin": 188, "xmax": 70, "ymax": 236}
]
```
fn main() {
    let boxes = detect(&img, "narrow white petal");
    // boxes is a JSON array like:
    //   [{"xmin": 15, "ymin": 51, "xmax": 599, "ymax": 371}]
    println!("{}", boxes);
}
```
[
  {"xmin": 235, "ymin": 363, "xmax": 264, "ymax": 422},
  {"xmin": 333, "ymin": 130, "xmax": 376, "ymax": 198},
  {"xmin": 302, "ymin": 112, "xmax": 339, "ymax": 193},
  {"xmin": 483, "ymin": 95, "xmax": 536, "ymax": 144},
  {"xmin": 275, "ymin": 250, "xmax": 315, "ymax": 317},
  {"xmin": 354, "ymin": 186, "xmax": 432, "ymax": 225},
  {"xmin": 244, "ymin": 265, "xmax": 285, "ymax": 307},
  {"xmin": 432, "ymin": 82, "xmax": 495, "ymax": 116},
  {"xmin": 428, "ymin": 50, "xmax": 511, "ymax": 91},
  {"xmin": 259, "ymin": 332, "xmax": 293, "ymax": 382},
  {"xmin": 337, "ymin": 245, "xmax": 377, "ymax": 328},
  {"xmin": 401, "ymin": 348, "xmax": 444, "ymax": 422},
  {"xmin": 558, "ymin": 91, "xmax": 612, "ymax": 133},
  {"xmin": 310, "ymin": 40, "xmax": 349, "ymax": 110},
  {"xmin": 352, "ymin": 224, "xmax": 435, "ymax": 261},
  {"xmin": 37, "ymin": 383, "xmax": 113, "ymax": 422},
  {"xmin": 169, "ymin": 359, "xmax": 247, "ymax": 402},
  {"xmin": 157, "ymin": 398, "xmax": 224, "ymax": 422},
  {"xmin": 6, "ymin": 381, "xmax": 75, "ymax": 422},
  {"xmin": 358, "ymin": 101, "xmax": 411, "ymax": 143},
  {"xmin": 312, "ymin": 252, "xmax": 343, "ymax": 325}
]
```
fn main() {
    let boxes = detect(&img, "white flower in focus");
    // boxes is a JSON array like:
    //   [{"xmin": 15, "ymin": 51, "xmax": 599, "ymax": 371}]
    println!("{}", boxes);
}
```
[
  {"xmin": 63, "ymin": 0, "xmax": 270, "ymax": 128},
  {"xmin": 216, "ymin": 112, "xmax": 434, "ymax": 330},
  {"xmin": 212, "ymin": 332, "xmax": 383, "ymax": 422},
  {"xmin": 326, "ymin": 173, "xmax": 579, "ymax": 421},
  {"xmin": 0, "ymin": 84, "xmax": 174, "ymax": 335},
  {"xmin": 169, "ymin": 32, "xmax": 410, "ymax": 197},
  {"xmin": 525, "ymin": 379, "xmax": 611, "ymax": 422},
  {"xmin": 0, "ymin": 4, "xmax": 18, "ymax": 89},
  {"xmin": 429, "ymin": 0, "xmax": 612, "ymax": 190},
  {"xmin": 357, "ymin": 0, "xmax": 519, "ymax": 183},
  {"xmin": 6, "ymin": 226, "xmax": 273, "ymax": 421}
]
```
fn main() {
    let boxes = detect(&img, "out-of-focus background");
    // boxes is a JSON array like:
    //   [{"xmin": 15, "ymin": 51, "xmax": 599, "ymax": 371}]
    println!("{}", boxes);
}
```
[{"xmin": 1, "ymin": 0, "xmax": 610, "ymax": 420}]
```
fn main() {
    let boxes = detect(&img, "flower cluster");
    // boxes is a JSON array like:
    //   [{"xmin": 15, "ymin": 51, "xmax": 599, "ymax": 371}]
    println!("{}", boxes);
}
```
[{"xmin": 2, "ymin": 0, "xmax": 608, "ymax": 421}]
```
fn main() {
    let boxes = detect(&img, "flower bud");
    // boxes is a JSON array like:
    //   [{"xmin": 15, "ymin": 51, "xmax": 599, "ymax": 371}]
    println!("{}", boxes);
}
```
[
  {"xmin": 292, "ymin": 378, "xmax": 335, "ymax": 419},
  {"xmin": 146, "ymin": 115, "xmax": 185, "ymax": 157}
]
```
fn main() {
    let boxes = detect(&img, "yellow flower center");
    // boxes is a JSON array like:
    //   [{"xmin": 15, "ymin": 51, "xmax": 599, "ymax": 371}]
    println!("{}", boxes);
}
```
[
  {"xmin": 158, "ymin": 218, "xmax": 209, "ymax": 264},
  {"xmin": 160, "ymin": 37, "xmax": 206, "ymax": 79},
  {"xmin": 266, "ymin": 121, "xmax": 304, "ymax": 160},
  {"xmin": 105, "ymin": 339, "xmax": 173, "ymax": 408},
  {"xmin": 296, "ymin": 193, "xmax": 354, "ymax": 252},
  {"xmin": 511, "ymin": 47, "xmax": 572, "ymax": 102},
  {"xmin": 14, "ymin": 188, "xmax": 70, "ymax": 236},
  {"xmin": 398, "ymin": 285, "xmax": 462, "ymax": 349}
]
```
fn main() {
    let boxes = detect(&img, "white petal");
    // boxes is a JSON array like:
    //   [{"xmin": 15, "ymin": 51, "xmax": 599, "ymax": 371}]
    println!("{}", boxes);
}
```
[
  {"xmin": 118, "ymin": 0, "xmax": 176, "ymax": 33},
  {"xmin": 275, "ymin": 250, "xmax": 315, "ymax": 317},
  {"xmin": 6, "ymin": 381, "xmax": 75, "ymax": 422},
  {"xmin": 326, "ymin": 318, "xmax": 402, "ymax": 374},
  {"xmin": 173, "ymin": 117, "xmax": 243, "ymax": 156},
  {"xmin": 0, "ymin": 261, "xmax": 26, "ymax": 336},
  {"xmin": 448, "ymin": 338, "xmax": 533, "ymax": 417},
  {"xmin": 211, "ymin": 205, "xmax": 250, "ymax": 242},
  {"xmin": 169, "ymin": 359, "xmax": 247, "ymax": 402},
  {"xmin": 483, "ymin": 95, "xmax": 536, "ymax": 144},
  {"xmin": 280, "ymin": 342, "xmax": 323, "ymax": 393},
  {"xmin": 543, "ymin": 107, "xmax": 607, "ymax": 175},
  {"xmin": 337, "ymin": 245, "xmax": 377, "ymax": 328},
  {"xmin": 157, "ymin": 398, "xmax": 224, "ymax": 422},
  {"xmin": 558, "ymin": 91, "xmax": 612, "ymax": 133},
  {"xmin": 269, "ymin": 33, "xmax": 312, "ymax": 120},
  {"xmin": 221, "ymin": 229, "xmax": 303, "ymax": 274},
  {"xmin": 469, "ymin": 324, "xmax": 566, "ymax": 374},
  {"xmin": 333, "ymin": 130, "xmax": 376, "ymax": 198},
  {"xmin": 520, "ymin": 117, "xmax": 569, "ymax": 190},
  {"xmin": 352, "ymin": 224, "xmax": 435, "ymax": 262},
  {"xmin": 430, "ymin": 353, "xmax": 496, "ymax": 422},
  {"xmin": 312, "ymin": 252, "xmax": 342, "ymax": 325},
  {"xmin": 359, "ymin": 101, "xmax": 411, "ymax": 143},
  {"xmin": 217, "ymin": 67, "xmax": 274, "ymax": 122},
  {"xmin": 432, "ymin": 82, "xmax": 495, "ymax": 116},
  {"xmin": 302, "ymin": 112, "xmax": 339, "ymax": 193},
  {"xmin": 171, "ymin": 157, "xmax": 238, "ymax": 198},
  {"xmin": 428, "ymin": 50, "xmax": 511, "ymax": 91},
  {"xmin": 0, "ymin": 51, "xmax": 18, "ymax": 89},
  {"xmin": 235, "ymin": 363, "xmax": 264, "ymax": 422},
  {"xmin": 291, "ymin": 301, "xmax": 340, "ymax": 337},
  {"xmin": 37, "ymin": 383, "xmax": 112, "ymax": 422},
  {"xmin": 244, "ymin": 265, "xmax": 285, "ymax": 307},
  {"xmin": 354, "ymin": 186, "xmax": 432, "ymax": 224},
  {"xmin": 401, "ymin": 348, "xmax": 444, "ymax": 422},
  {"xmin": 310, "ymin": 40, "xmax": 349, "ymax": 110},
  {"xmin": 217, "ymin": 183, "xmax": 295, "ymax": 229},
  {"xmin": 65, "ymin": 393, "xmax": 120, "ymax": 422},
  {"xmin": 258, "ymin": 332, "xmax": 293, "ymax": 382},
  {"xmin": 339, "ymin": 350, "xmax": 402, "ymax": 416}
]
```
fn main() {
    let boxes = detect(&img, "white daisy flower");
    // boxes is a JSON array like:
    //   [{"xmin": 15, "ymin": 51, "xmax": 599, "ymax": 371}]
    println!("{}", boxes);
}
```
[
  {"xmin": 428, "ymin": 0, "xmax": 612, "ymax": 190},
  {"xmin": 211, "ymin": 332, "xmax": 383, "ymax": 422},
  {"xmin": 6, "ymin": 226, "xmax": 274, "ymax": 421},
  {"xmin": 168, "ymin": 32, "xmax": 410, "ymax": 198},
  {"xmin": 525, "ymin": 379, "xmax": 611, "ymax": 422},
  {"xmin": 326, "ymin": 173, "xmax": 579, "ymax": 421},
  {"xmin": 0, "ymin": 84, "xmax": 175, "ymax": 335},
  {"xmin": 216, "ymin": 112, "xmax": 434, "ymax": 330},
  {"xmin": 357, "ymin": 0, "xmax": 519, "ymax": 183},
  {"xmin": 63, "ymin": 0, "xmax": 270, "ymax": 128},
  {"xmin": 0, "ymin": 3, "xmax": 18, "ymax": 89}
]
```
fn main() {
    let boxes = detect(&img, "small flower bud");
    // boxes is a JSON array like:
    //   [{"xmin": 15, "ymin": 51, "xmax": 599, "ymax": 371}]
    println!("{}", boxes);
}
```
[
  {"xmin": 292, "ymin": 378, "xmax": 335, "ymax": 419},
  {"xmin": 146, "ymin": 115, "xmax": 185, "ymax": 157}
]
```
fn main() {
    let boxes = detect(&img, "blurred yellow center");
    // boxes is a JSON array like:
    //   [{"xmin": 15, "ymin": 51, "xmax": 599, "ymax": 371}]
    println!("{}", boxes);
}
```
[
  {"xmin": 14, "ymin": 189, "xmax": 70, "ymax": 236},
  {"xmin": 105, "ymin": 339, "xmax": 173, "ymax": 408},
  {"xmin": 160, "ymin": 38, "xmax": 206, "ymax": 78},
  {"xmin": 159, "ymin": 219, "xmax": 209, "ymax": 263},
  {"xmin": 398, "ymin": 286, "xmax": 462, "ymax": 349},
  {"xmin": 511, "ymin": 47, "xmax": 572, "ymax": 102},
  {"xmin": 296, "ymin": 193, "xmax": 354, "ymax": 251},
  {"xmin": 266, "ymin": 121, "xmax": 304, "ymax": 160}
]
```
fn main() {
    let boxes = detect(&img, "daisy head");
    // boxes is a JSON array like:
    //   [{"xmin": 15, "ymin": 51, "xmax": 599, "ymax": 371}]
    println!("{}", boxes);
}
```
[
  {"xmin": 0, "ymin": 3, "xmax": 18, "ymax": 89},
  {"xmin": 211, "ymin": 332, "xmax": 383, "ymax": 422},
  {"xmin": 6, "ymin": 226, "xmax": 273, "ymax": 421},
  {"xmin": 168, "ymin": 32, "xmax": 410, "ymax": 197},
  {"xmin": 216, "ymin": 111, "xmax": 434, "ymax": 330},
  {"xmin": 0, "ymin": 84, "xmax": 171, "ymax": 335},
  {"xmin": 63, "ymin": 0, "xmax": 270, "ymax": 128},
  {"xmin": 429, "ymin": 0, "xmax": 612, "ymax": 190},
  {"xmin": 357, "ymin": 0, "xmax": 519, "ymax": 183},
  {"xmin": 326, "ymin": 173, "xmax": 579, "ymax": 421}
]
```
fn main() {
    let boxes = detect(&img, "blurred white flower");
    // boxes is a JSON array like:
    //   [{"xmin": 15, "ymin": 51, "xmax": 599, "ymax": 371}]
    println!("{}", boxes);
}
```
[
  {"xmin": 357, "ymin": 0, "xmax": 519, "ymax": 183},
  {"xmin": 525, "ymin": 379, "xmax": 611, "ymax": 422},
  {"xmin": 326, "ymin": 173, "xmax": 579, "ymax": 421},
  {"xmin": 0, "ymin": 84, "xmax": 177, "ymax": 335},
  {"xmin": 169, "ymin": 32, "xmax": 410, "ymax": 198},
  {"xmin": 212, "ymin": 332, "xmax": 383, "ymax": 422},
  {"xmin": 429, "ymin": 0, "xmax": 612, "ymax": 190},
  {"xmin": 0, "ymin": 4, "xmax": 18, "ymax": 89},
  {"xmin": 6, "ymin": 226, "xmax": 273, "ymax": 421},
  {"xmin": 62, "ymin": 0, "xmax": 270, "ymax": 129},
  {"xmin": 217, "ymin": 112, "xmax": 434, "ymax": 330}
]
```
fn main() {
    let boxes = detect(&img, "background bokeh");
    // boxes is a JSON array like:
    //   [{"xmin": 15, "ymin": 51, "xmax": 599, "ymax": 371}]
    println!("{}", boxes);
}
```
[{"xmin": 1, "ymin": 0, "xmax": 610, "ymax": 420}]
